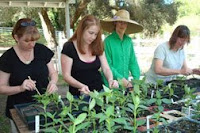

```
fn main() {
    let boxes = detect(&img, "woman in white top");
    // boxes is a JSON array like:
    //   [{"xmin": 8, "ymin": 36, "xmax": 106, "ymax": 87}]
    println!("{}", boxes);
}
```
[{"xmin": 145, "ymin": 25, "xmax": 193, "ymax": 84}]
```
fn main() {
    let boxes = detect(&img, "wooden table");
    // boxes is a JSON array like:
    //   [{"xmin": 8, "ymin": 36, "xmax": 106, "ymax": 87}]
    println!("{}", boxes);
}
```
[{"xmin": 10, "ymin": 109, "xmax": 34, "ymax": 133}]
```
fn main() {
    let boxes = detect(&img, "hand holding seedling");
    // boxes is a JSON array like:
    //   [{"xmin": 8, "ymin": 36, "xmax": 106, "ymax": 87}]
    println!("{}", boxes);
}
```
[
  {"xmin": 180, "ymin": 67, "xmax": 193, "ymax": 76},
  {"xmin": 79, "ymin": 85, "xmax": 90, "ymax": 94},
  {"xmin": 192, "ymin": 68, "xmax": 200, "ymax": 75},
  {"xmin": 108, "ymin": 79, "xmax": 119, "ymax": 88},
  {"xmin": 20, "ymin": 76, "xmax": 37, "ymax": 92},
  {"xmin": 28, "ymin": 76, "xmax": 41, "ymax": 95},
  {"xmin": 121, "ymin": 78, "xmax": 133, "ymax": 88},
  {"xmin": 47, "ymin": 81, "xmax": 58, "ymax": 94}
]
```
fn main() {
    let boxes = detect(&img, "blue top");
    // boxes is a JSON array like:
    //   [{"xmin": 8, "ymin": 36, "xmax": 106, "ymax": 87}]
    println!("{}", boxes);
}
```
[{"xmin": 145, "ymin": 42, "xmax": 185, "ymax": 84}]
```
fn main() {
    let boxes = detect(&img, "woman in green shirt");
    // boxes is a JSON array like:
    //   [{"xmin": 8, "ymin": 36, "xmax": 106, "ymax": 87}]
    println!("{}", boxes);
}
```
[{"xmin": 101, "ymin": 9, "xmax": 143, "ymax": 88}]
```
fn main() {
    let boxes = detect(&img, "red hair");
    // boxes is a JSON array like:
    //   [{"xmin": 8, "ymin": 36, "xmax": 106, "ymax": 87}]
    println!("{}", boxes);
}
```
[
  {"xmin": 12, "ymin": 18, "xmax": 40, "ymax": 42},
  {"xmin": 69, "ymin": 15, "xmax": 104, "ymax": 55}
]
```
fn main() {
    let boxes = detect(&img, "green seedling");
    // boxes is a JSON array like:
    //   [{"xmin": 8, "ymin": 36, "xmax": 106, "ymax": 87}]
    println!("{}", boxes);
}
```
[{"xmin": 67, "ymin": 113, "xmax": 90, "ymax": 133}]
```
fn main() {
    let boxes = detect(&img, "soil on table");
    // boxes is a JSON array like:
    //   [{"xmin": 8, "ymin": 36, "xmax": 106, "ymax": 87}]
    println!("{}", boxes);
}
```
[{"xmin": 169, "ymin": 118, "xmax": 200, "ymax": 133}]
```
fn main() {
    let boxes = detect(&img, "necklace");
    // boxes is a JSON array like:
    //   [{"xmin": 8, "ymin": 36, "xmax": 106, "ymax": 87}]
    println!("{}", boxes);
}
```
[
  {"xmin": 24, "ymin": 60, "xmax": 31, "ymax": 64},
  {"xmin": 21, "ymin": 51, "xmax": 33, "ymax": 64},
  {"xmin": 15, "ymin": 46, "xmax": 33, "ymax": 64}
]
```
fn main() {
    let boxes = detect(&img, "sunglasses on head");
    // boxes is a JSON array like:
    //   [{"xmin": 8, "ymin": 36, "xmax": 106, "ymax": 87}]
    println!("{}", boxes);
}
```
[{"xmin": 20, "ymin": 20, "xmax": 36, "ymax": 27}]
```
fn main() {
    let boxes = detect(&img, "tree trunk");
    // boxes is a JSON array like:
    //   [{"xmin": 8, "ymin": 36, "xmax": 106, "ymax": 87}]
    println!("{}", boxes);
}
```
[
  {"xmin": 38, "ymin": 8, "xmax": 58, "ymax": 48},
  {"xmin": 70, "ymin": 0, "xmax": 92, "ymax": 29}
]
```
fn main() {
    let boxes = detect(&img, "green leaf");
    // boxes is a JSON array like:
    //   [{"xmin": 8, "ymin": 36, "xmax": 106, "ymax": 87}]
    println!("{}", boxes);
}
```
[
  {"xmin": 60, "ymin": 106, "xmax": 69, "ymax": 118},
  {"xmin": 67, "ymin": 113, "xmax": 75, "ymax": 122},
  {"xmin": 74, "ymin": 113, "xmax": 87, "ymax": 125},
  {"xmin": 156, "ymin": 90, "xmax": 161, "ymax": 98},
  {"xmin": 139, "ymin": 105, "xmax": 148, "ymax": 110},
  {"xmin": 68, "ymin": 126, "xmax": 73, "ymax": 133},
  {"xmin": 147, "ymin": 98, "xmax": 156, "ymax": 105},
  {"xmin": 96, "ymin": 98, "xmax": 103, "ymax": 106},
  {"xmin": 103, "ymin": 85, "xmax": 112, "ymax": 93},
  {"xmin": 95, "ymin": 113, "xmax": 106, "ymax": 123},
  {"xmin": 158, "ymin": 106, "xmax": 164, "ymax": 112},
  {"xmin": 113, "ymin": 117, "xmax": 127, "ymax": 125},
  {"xmin": 127, "ymin": 103, "xmax": 134, "ymax": 110},
  {"xmin": 105, "ymin": 106, "xmax": 114, "ymax": 117},
  {"xmin": 75, "ymin": 121, "xmax": 91, "ymax": 132},
  {"xmin": 43, "ymin": 128, "xmax": 58, "ymax": 133},
  {"xmin": 133, "ymin": 95, "xmax": 140, "ymax": 107},
  {"xmin": 137, "ymin": 119, "xmax": 146, "ymax": 126},
  {"xmin": 133, "ymin": 84, "xmax": 140, "ymax": 95},
  {"xmin": 156, "ymin": 99, "xmax": 162, "ymax": 105},
  {"xmin": 162, "ymin": 98, "xmax": 172, "ymax": 104},
  {"xmin": 66, "ymin": 92, "xmax": 74, "ymax": 102},
  {"xmin": 89, "ymin": 98, "xmax": 96, "ymax": 111},
  {"xmin": 46, "ymin": 112, "xmax": 55, "ymax": 119}
]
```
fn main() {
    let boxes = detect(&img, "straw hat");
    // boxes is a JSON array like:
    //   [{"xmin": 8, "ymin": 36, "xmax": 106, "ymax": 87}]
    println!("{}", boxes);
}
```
[{"xmin": 101, "ymin": 9, "xmax": 143, "ymax": 34}]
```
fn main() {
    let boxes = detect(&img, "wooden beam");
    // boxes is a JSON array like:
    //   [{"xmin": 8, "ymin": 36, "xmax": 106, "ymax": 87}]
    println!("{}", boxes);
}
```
[
  {"xmin": 27, "ymin": 1, "xmax": 30, "ymax": 6},
  {"xmin": 0, "ymin": 0, "xmax": 75, "ymax": 8},
  {"xmin": 44, "ymin": 2, "xmax": 47, "ymax": 7}
]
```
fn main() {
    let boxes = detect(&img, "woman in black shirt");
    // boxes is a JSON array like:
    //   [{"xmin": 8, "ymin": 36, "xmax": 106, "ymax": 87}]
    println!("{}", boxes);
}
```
[
  {"xmin": 0, "ymin": 18, "xmax": 58, "ymax": 131},
  {"xmin": 61, "ymin": 15, "xmax": 118, "ymax": 96}
]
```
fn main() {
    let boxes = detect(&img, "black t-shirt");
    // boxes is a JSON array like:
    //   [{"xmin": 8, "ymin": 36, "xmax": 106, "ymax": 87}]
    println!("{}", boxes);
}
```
[
  {"xmin": 61, "ymin": 41, "xmax": 103, "ymax": 96},
  {"xmin": 0, "ymin": 43, "xmax": 54, "ymax": 119}
]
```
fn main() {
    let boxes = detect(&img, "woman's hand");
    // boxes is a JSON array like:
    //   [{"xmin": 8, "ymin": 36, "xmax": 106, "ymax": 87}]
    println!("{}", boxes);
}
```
[
  {"xmin": 180, "ymin": 67, "xmax": 193, "ymax": 75},
  {"xmin": 20, "ymin": 79, "xmax": 36, "ymax": 92},
  {"xmin": 193, "ymin": 68, "xmax": 200, "ymax": 75},
  {"xmin": 79, "ymin": 85, "xmax": 90, "ymax": 95},
  {"xmin": 108, "ymin": 80, "xmax": 119, "ymax": 88},
  {"xmin": 47, "ymin": 82, "xmax": 58, "ymax": 94},
  {"xmin": 121, "ymin": 78, "xmax": 133, "ymax": 88}
]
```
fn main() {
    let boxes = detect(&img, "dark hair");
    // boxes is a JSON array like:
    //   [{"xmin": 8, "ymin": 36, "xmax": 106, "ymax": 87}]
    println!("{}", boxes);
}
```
[
  {"xmin": 69, "ymin": 15, "xmax": 104, "ymax": 55},
  {"xmin": 12, "ymin": 18, "xmax": 40, "ymax": 42},
  {"xmin": 169, "ymin": 25, "xmax": 190, "ymax": 49}
]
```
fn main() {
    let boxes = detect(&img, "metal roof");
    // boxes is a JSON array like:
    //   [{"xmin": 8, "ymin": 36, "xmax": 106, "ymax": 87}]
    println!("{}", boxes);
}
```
[{"xmin": 0, "ymin": 0, "xmax": 75, "ymax": 8}]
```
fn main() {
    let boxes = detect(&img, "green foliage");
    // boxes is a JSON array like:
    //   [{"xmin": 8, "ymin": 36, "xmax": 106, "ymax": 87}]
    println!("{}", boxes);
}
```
[
  {"xmin": 1, "ymin": 0, "xmax": 200, "ymax": 38},
  {"xmin": 48, "ymin": 8, "xmax": 65, "ymax": 30},
  {"xmin": 137, "ymin": 1, "xmax": 178, "ymax": 37},
  {"xmin": 0, "ymin": 30, "xmax": 47, "ymax": 47},
  {"xmin": 176, "ymin": 0, "xmax": 200, "ymax": 18}
]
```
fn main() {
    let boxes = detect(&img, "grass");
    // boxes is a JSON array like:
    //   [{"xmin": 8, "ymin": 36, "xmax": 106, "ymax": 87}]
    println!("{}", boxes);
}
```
[
  {"xmin": 0, "ymin": 95, "xmax": 10, "ymax": 133},
  {"xmin": 0, "ymin": 115, "xmax": 10, "ymax": 133}
]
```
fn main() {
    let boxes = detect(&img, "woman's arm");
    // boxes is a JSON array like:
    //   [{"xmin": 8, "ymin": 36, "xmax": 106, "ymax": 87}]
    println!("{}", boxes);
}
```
[
  {"xmin": 46, "ymin": 60, "xmax": 58, "ymax": 94},
  {"xmin": 0, "ymin": 71, "xmax": 36, "ymax": 95},
  {"xmin": 61, "ymin": 54, "xmax": 90, "ymax": 94},
  {"xmin": 154, "ymin": 59, "xmax": 192, "ymax": 76},
  {"xmin": 99, "ymin": 53, "xmax": 118, "ymax": 88}
]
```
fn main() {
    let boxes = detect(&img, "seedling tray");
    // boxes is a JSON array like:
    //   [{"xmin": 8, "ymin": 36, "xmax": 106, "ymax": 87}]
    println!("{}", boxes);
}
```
[
  {"xmin": 14, "ymin": 99, "xmax": 87, "ymax": 131},
  {"xmin": 14, "ymin": 102, "xmax": 45, "ymax": 130}
]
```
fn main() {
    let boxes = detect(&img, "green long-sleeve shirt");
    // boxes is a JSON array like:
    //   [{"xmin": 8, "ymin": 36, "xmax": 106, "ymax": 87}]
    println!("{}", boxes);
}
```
[{"xmin": 102, "ymin": 31, "xmax": 140, "ymax": 86}]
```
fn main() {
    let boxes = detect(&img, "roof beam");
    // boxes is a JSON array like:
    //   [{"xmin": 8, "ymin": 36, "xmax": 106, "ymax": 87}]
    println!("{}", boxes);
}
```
[{"xmin": 0, "ymin": 0, "xmax": 75, "ymax": 8}]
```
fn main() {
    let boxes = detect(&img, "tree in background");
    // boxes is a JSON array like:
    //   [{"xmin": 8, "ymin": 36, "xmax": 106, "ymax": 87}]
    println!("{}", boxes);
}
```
[
  {"xmin": 2, "ymin": 0, "xmax": 200, "ymax": 46},
  {"xmin": 70, "ymin": 0, "xmax": 179, "ymax": 37}
]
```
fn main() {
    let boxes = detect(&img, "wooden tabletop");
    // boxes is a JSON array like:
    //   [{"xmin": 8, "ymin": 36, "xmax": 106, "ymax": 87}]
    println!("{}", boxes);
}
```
[{"xmin": 10, "ymin": 109, "xmax": 34, "ymax": 133}]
